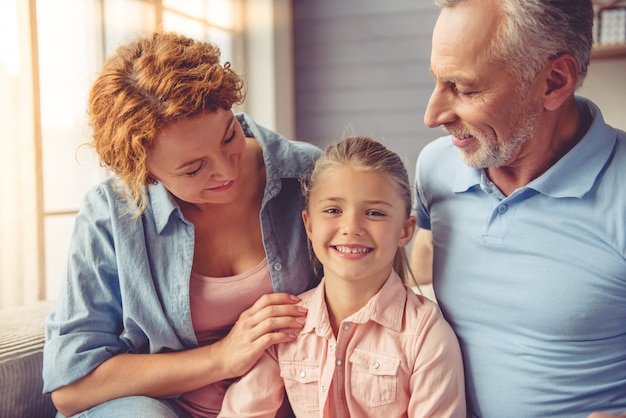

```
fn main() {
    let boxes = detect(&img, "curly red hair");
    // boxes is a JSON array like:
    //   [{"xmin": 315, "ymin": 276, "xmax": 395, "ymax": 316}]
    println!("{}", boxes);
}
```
[{"xmin": 87, "ymin": 31, "xmax": 245, "ymax": 214}]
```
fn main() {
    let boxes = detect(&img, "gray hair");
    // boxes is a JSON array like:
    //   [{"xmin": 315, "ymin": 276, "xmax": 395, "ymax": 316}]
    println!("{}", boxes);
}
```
[{"xmin": 434, "ymin": 0, "xmax": 594, "ymax": 89}]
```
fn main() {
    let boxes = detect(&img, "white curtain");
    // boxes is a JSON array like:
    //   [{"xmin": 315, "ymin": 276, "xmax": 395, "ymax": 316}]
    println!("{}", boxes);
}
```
[{"xmin": 0, "ymin": 0, "xmax": 41, "ymax": 308}]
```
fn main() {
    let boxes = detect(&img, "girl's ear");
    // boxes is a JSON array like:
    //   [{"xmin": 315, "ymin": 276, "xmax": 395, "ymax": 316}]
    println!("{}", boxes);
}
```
[
  {"xmin": 398, "ymin": 216, "xmax": 417, "ymax": 248},
  {"xmin": 302, "ymin": 209, "xmax": 313, "ymax": 239}
]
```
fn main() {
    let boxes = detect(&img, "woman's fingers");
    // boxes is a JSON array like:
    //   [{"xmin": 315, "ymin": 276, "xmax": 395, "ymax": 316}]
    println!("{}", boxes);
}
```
[
  {"xmin": 239, "ymin": 293, "xmax": 307, "ymax": 336},
  {"xmin": 214, "ymin": 293, "xmax": 308, "ymax": 378}
]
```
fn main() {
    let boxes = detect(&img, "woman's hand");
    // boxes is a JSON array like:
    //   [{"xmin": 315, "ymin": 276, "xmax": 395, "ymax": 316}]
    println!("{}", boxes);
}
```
[
  {"xmin": 52, "ymin": 293, "xmax": 307, "ymax": 416},
  {"xmin": 212, "ymin": 292, "xmax": 307, "ymax": 379}
]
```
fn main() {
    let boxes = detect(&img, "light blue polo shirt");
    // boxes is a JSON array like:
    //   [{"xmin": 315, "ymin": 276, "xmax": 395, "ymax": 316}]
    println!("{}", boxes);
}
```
[{"xmin": 413, "ymin": 97, "xmax": 626, "ymax": 417}]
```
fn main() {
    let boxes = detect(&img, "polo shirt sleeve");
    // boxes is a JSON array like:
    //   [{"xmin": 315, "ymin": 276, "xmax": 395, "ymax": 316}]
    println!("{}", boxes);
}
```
[{"xmin": 412, "ymin": 146, "xmax": 432, "ymax": 230}]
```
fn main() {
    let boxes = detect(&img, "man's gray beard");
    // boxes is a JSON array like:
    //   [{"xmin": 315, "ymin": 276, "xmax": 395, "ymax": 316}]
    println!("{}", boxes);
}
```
[{"xmin": 457, "ymin": 101, "xmax": 542, "ymax": 169}]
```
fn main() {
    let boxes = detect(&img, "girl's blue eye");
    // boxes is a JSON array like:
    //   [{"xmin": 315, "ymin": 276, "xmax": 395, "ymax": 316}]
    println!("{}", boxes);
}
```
[
  {"xmin": 324, "ymin": 208, "xmax": 341, "ymax": 214},
  {"xmin": 366, "ymin": 210, "xmax": 385, "ymax": 217},
  {"xmin": 186, "ymin": 160, "xmax": 205, "ymax": 177}
]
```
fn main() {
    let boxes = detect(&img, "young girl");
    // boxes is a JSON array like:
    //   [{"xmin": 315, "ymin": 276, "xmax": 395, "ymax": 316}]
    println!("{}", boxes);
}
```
[{"xmin": 218, "ymin": 137, "xmax": 466, "ymax": 417}]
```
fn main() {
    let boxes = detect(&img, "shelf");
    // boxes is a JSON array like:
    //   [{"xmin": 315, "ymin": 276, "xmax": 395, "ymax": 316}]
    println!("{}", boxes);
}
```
[
  {"xmin": 591, "ymin": 0, "xmax": 626, "ymax": 58},
  {"xmin": 592, "ymin": 43, "xmax": 626, "ymax": 59}
]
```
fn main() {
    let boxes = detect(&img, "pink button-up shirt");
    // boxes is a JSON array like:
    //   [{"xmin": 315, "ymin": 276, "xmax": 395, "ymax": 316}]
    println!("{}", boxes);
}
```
[{"xmin": 219, "ymin": 272, "xmax": 466, "ymax": 417}]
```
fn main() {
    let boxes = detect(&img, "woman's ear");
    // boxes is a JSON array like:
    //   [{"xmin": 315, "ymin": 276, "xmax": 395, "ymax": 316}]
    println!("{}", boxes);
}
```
[
  {"xmin": 542, "ymin": 53, "xmax": 579, "ymax": 111},
  {"xmin": 398, "ymin": 216, "xmax": 417, "ymax": 248}
]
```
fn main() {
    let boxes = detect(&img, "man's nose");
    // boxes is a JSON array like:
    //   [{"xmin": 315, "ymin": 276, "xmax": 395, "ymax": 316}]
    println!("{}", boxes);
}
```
[{"xmin": 424, "ymin": 84, "xmax": 455, "ymax": 128}]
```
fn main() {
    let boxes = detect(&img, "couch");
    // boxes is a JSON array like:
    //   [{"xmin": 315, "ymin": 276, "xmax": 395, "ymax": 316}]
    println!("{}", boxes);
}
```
[{"xmin": 0, "ymin": 300, "xmax": 57, "ymax": 418}]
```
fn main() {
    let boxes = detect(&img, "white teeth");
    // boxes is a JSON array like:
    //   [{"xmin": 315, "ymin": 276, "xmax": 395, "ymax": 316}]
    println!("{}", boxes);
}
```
[
  {"xmin": 334, "ymin": 246, "xmax": 370, "ymax": 254},
  {"xmin": 223, "ymin": 181, "xmax": 229, "ymax": 185}
]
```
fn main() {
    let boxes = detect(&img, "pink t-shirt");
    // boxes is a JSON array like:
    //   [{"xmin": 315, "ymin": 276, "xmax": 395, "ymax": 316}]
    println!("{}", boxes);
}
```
[{"xmin": 175, "ymin": 258, "xmax": 273, "ymax": 417}]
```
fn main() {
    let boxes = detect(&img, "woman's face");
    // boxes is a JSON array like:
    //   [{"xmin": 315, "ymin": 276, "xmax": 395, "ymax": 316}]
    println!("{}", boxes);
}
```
[{"xmin": 147, "ymin": 108, "xmax": 247, "ymax": 206}]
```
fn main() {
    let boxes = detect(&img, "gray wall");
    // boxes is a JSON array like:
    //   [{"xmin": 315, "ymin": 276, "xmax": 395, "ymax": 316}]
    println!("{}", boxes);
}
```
[{"xmin": 293, "ymin": 0, "xmax": 441, "ymax": 178}]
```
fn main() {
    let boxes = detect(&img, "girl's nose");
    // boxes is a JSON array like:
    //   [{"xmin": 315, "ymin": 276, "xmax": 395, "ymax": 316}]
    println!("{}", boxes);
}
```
[{"xmin": 341, "ymin": 213, "xmax": 364, "ymax": 236}]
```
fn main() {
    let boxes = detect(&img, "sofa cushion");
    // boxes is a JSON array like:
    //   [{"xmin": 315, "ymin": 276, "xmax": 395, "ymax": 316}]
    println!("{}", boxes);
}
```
[{"xmin": 0, "ymin": 300, "xmax": 57, "ymax": 418}]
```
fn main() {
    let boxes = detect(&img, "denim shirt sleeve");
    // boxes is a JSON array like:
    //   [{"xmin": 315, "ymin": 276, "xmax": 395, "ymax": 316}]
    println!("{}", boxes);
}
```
[
  {"xmin": 43, "ymin": 181, "xmax": 197, "ymax": 393},
  {"xmin": 43, "ymin": 114, "xmax": 322, "ymax": 394}
]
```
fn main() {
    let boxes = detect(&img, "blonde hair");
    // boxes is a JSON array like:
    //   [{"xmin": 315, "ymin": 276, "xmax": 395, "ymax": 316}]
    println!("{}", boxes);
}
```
[
  {"xmin": 87, "ymin": 32, "xmax": 245, "ymax": 215},
  {"xmin": 302, "ymin": 136, "xmax": 416, "ymax": 285}
]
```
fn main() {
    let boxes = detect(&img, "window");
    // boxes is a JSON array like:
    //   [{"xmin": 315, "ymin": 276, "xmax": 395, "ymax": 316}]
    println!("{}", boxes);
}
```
[{"xmin": 0, "ymin": 0, "xmax": 252, "ymax": 308}]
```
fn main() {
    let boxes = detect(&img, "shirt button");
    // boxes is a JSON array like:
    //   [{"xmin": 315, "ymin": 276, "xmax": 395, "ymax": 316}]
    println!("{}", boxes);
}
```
[
  {"xmin": 372, "ymin": 362, "xmax": 380, "ymax": 370},
  {"xmin": 299, "ymin": 371, "xmax": 306, "ymax": 378},
  {"xmin": 329, "ymin": 344, "xmax": 335, "ymax": 352},
  {"xmin": 321, "ymin": 385, "xmax": 326, "ymax": 392},
  {"xmin": 342, "ymin": 323, "xmax": 350, "ymax": 330},
  {"xmin": 497, "ymin": 205, "xmax": 508, "ymax": 214},
  {"xmin": 336, "ymin": 359, "xmax": 343, "ymax": 366},
  {"xmin": 273, "ymin": 262, "xmax": 282, "ymax": 271}
]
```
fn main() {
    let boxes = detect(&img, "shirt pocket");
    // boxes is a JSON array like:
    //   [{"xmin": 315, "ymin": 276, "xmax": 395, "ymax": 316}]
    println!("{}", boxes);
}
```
[
  {"xmin": 280, "ymin": 361, "xmax": 320, "ymax": 412},
  {"xmin": 349, "ymin": 348, "xmax": 400, "ymax": 407}
]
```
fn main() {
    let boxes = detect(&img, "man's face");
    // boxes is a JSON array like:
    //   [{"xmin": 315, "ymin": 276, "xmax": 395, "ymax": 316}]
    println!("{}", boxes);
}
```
[{"xmin": 425, "ymin": 0, "xmax": 543, "ymax": 169}]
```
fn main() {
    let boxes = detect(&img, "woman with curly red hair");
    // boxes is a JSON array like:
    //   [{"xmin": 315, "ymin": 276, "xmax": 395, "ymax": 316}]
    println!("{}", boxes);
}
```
[{"xmin": 43, "ymin": 32, "xmax": 321, "ymax": 418}]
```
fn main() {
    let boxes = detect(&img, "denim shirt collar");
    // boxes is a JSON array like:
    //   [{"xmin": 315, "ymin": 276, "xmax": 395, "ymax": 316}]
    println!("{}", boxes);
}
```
[{"xmin": 147, "ymin": 112, "xmax": 307, "ymax": 234}]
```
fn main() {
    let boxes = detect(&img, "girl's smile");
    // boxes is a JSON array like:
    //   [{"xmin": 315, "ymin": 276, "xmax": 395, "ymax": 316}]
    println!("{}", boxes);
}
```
[{"xmin": 302, "ymin": 166, "xmax": 414, "ymax": 289}]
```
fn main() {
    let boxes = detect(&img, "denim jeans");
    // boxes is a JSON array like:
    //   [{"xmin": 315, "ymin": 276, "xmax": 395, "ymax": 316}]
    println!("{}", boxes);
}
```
[{"xmin": 58, "ymin": 396, "xmax": 188, "ymax": 418}]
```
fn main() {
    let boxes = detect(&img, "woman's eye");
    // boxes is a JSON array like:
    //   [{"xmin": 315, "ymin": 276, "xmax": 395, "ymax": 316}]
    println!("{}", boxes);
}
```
[
  {"xmin": 223, "ymin": 130, "xmax": 236, "ymax": 144},
  {"xmin": 186, "ymin": 160, "xmax": 205, "ymax": 177}
]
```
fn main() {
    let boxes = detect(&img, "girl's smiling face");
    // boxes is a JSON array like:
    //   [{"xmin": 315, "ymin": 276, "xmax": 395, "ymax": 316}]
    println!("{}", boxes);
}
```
[
  {"xmin": 147, "ymin": 108, "xmax": 246, "ymax": 206},
  {"xmin": 302, "ymin": 166, "xmax": 415, "ymax": 288}
]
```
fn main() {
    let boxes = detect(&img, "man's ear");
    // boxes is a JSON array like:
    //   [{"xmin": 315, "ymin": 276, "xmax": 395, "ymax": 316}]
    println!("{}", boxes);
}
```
[
  {"xmin": 542, "ymin": 53, "xmax": 579, "ymax": 111},
  {"xmin": 399, "ymin": 216, "xmax": 417, "ymax": 248}
]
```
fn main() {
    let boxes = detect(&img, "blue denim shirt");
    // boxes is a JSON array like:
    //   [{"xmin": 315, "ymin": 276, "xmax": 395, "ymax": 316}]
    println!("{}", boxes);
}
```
[{"xmin": 43, "ymin": 113, "xmax": 322, "ymax": 393}]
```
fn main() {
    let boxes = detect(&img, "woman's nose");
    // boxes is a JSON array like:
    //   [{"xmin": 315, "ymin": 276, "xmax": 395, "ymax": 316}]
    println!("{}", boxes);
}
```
[
  {"xmin": 210, "ymin": 151, "xmax": 237, "ymax": 180},
  {"xmin": 424, "ymin": 84, "xmax": 455, "ymax": 128}
]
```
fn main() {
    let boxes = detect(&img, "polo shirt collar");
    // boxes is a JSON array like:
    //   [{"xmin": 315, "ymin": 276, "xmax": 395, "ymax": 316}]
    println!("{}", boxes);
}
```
[{"xmin": 452, "ymin": 97, "xmax": 617, "ymax": 199}]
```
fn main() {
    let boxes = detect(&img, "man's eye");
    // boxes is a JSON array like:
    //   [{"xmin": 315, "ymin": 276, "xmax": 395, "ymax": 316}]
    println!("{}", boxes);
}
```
[
  {"xmin": 450, "ymin": 83, "xmax": 475, "ymax": 97},
  {"xmin": 186, "ymin": 161, "xmax": 205, "ymax": 177}
]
